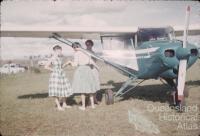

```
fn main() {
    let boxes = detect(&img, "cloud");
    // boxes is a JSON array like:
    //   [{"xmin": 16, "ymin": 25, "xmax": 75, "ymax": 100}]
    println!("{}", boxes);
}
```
[
  {"xmin": 1, "ymin": 1, "xmax": 127, "ymax": 27},
  {"xmin": 1, "ymin": 1, "xmax": 200, "ymax": 27},
  {"xmin": 64, "ymin": 14, "xmax": 107, "ymax": 26},
  {"xmin": 1, "ymin": 1, "xmax": 200, "ymax": 60},
  {"xmin": 45, "ymin": 1, "xmax": 128, "ymax": 16}
]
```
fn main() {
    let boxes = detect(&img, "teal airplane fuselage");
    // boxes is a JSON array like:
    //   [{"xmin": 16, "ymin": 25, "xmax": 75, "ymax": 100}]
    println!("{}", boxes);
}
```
[{"xmin": 132, "ymin": 40, "xmax": 199, "ymax": 79}]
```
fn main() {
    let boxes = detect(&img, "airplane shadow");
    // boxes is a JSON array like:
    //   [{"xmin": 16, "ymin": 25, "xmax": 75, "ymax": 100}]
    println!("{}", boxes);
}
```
[
  {"xmin": 186, "ymin": 80, "xmax": 200, "ymax": 86},
  {"xmin": 100, "ymin": 80, "xmax": 172, "ymax": 103},
  {"xmin": 17, "ymin": 79, "xmax": 199, "ymax": 105},
  {"xmin": 100, "ymin": 79, "xmax": 200, "ymax": 104},
  {"xmin": 18, "ymin": 92, "xmax": 48, "ymax": 99},
  {"xmin": 17, "ymin": 91, "xmax": 77, "ymax": 105}
]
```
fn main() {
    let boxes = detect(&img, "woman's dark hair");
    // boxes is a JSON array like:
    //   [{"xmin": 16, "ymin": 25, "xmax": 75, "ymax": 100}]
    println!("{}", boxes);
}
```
[
  {"xmin": 72, "ymin": 42, "xmax": 81, "ymax": 48},
  {"xmin": 85, "ymin": 40, "xmax": 94, "ymax": 46},
  {"xmin": 53, "ymin": 45, "xmax": 62, "ymax": 51}
]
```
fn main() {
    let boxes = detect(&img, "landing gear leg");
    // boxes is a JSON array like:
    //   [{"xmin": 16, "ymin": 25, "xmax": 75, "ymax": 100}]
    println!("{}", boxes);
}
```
[
  {"xmin": 162, "ymin": 78, "xmax": 188, "ymax": 112},
  {"xmin": 161, "ymin": 78, "xmax": 177, "ymax": 106},
  {"xmin": 105, "ymin": 77, "xmax": 143, "ymax": 105}
]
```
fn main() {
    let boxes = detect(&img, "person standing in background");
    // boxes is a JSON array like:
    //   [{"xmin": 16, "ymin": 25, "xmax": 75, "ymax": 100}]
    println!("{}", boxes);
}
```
[{"xmin": 85, "ymin": 40, "xmax": 100, "ymax": 104}]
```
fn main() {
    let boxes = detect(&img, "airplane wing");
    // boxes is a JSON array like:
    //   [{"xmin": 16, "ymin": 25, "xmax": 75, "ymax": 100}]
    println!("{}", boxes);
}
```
[
  {"xmin": 1, "ymin": 26, "xmax": 137, "ymax": 39},
  {"xmin": 1, "ymin": 25, "xmax": 200, "ymax": 38},
  {"xmin": 174, "ymin": 25, "xmax": 200, "ymax": 36}
]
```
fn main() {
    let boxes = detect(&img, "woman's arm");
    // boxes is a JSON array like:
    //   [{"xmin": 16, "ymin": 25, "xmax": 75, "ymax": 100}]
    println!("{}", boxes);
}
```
[
  {"xmin": 70, "ymin": 52, "xmax": 79, "ymax": 67},
  {"xmin": 63, "ymin": 56, "xmax": 78, "ymax": 67},
  {"xmin": 90, "ymin": 59, "xmax": 99, "ymax": 71},
  {"xmin": 62, "ymin": 61, "xmax": 73, "ymax": 68},
  {"xmin": 44, "ymin": 59, "xmax": 53, "ymax": 72}
]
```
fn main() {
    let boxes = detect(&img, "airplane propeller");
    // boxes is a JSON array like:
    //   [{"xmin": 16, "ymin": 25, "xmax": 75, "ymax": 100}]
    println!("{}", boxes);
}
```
[{"xmin": 176, "ymin": 6, "xmax": 191, "ymax": 109}]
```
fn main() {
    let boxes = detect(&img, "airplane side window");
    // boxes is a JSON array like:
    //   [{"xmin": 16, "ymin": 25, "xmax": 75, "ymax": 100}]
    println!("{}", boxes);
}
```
[
  {"xmin": 137, "ymin": 27, "xmax": 173, "ymax": 45},
  {"xmin": 102, "ymin": 36, "xmax": 133, "ymax": 50},
  {"xmin": 168, "ymin": 31, "xmax": 175, "ymax": 40},
  {"xmin": 125, "ymin": 38, "xmax": 134, "ymax": 49}
]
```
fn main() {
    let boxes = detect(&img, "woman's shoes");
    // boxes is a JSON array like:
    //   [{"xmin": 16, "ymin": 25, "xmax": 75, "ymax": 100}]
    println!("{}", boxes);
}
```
[
  {"xmin": 78, "ymin": 106, "xmax": 86, "ymax": 111},
  {"xmin": 57, "ymin": 107, "xmax": 65, "ymax": 111},
  {"xmin": 63, "ymin": 105, "xmax": 72, "ymax": 109},
  {"xmin": 57, "ymin": 106, "xmax": 96, "ymax": 111}
]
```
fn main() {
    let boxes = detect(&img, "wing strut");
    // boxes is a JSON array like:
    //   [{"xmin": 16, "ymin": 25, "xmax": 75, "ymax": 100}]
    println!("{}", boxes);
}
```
[{"xmin": 115, "ymin": 78, "xmax": 144, "ymax": 97}]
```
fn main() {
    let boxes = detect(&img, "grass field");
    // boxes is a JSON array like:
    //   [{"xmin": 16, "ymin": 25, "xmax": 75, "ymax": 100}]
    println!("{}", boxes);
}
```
[{"xmin": 0, "ymin": 61, "xmax": 200, "ymax": 136}]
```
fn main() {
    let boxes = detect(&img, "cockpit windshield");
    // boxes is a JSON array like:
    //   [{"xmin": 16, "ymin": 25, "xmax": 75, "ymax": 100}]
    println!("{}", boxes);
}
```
[{"xmin": 137, "ymin": 27, "xmax": 175, "ymax": 43}]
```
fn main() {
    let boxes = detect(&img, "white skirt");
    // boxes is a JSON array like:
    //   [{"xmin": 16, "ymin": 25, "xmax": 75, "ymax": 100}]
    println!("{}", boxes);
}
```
[
  {"xmin": 92, "ymin": 67, "xmax": 100, "ymax": 91},
  {"xmin": 72, "ymin": 65, "xmax": 98, "ymax": 94}
]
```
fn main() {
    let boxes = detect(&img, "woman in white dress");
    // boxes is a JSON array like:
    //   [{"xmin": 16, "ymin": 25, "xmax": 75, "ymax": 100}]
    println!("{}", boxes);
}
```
[
  {"xmin": 45, "ymin": 45, "xmax": 73, "ymax": 111},
  {"xmin": 63, "ymin": 42, "xmax": 99, "ymax": 110}
]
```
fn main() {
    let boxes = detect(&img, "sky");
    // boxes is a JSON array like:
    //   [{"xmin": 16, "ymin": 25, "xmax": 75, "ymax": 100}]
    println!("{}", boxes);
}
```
[{"xmin": 1, "ymin": 0, "xmax": 200, "ymax": 60}]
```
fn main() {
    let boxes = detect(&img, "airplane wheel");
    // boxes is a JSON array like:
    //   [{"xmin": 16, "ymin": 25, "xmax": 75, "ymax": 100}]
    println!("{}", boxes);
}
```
[
  {"xmin": 175, "ymin": 92, "xmax": 186, "ymax": 112},
  {"xmin": 177, "ymin": 98, "xmax": 186, "ymax": 112},
  {"xmin": 105, "ymin": 89, "xmax": 114, "ymax": 105}
]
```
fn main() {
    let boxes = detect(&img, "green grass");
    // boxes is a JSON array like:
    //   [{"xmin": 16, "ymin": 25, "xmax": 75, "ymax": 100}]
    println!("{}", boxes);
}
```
[{"xmin": 0, "ymin": 62, "xmax": 200, "ymax": 136}]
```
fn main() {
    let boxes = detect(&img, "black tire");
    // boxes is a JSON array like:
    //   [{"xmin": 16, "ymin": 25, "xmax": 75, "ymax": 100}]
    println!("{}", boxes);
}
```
[
  {"xmin": 177, "ymin": 98, "xmax": 186, "ymax": 112},
  {"xmin": 175, "ymin": 92, "xmax": 186, "ymax": 112},
  {"xmin": 105, "ymin": 89, "xmax": 114, "ymax": 105}
]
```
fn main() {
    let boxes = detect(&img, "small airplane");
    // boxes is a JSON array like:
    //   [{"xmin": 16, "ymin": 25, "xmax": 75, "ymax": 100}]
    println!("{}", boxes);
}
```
[{"xmin": 1, "ymin": 6, "xmax": 200, "ymax": 111}]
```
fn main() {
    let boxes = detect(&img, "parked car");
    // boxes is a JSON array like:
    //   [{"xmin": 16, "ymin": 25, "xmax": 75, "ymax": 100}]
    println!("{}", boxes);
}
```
[
  {"xmin": 0, "ymin": 63, "xmax": 25, "ymax": 74},
  {"xmin": 37, "ymin": 59, "xmax": 49, "ymax": 66}
]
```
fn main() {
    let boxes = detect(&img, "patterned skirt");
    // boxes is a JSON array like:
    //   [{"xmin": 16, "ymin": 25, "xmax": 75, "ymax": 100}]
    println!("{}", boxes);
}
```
[
  {"xmin": 72, "ymin": 65, "xmax": 98, "ymax": 94},
  {"xmin": 49, "ymin": 69, "xmax": 73, "ymax": 97}
]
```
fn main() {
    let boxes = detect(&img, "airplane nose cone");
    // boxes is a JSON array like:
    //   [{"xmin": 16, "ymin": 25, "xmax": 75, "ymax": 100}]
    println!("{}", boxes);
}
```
[{"xmin": 176, "ymin": 47, "xmax": 190, "ymax": 60}]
